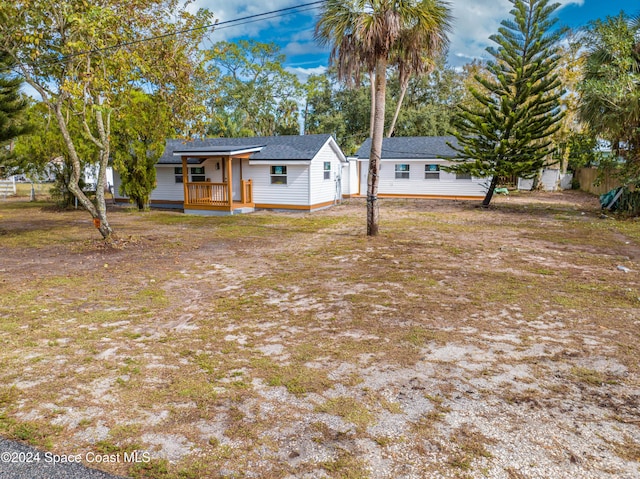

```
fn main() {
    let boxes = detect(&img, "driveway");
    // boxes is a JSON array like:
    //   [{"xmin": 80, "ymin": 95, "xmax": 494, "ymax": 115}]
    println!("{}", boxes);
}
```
[{"xmin": 0, "ymin": 438, "xmax": 127, "ymax": 479}]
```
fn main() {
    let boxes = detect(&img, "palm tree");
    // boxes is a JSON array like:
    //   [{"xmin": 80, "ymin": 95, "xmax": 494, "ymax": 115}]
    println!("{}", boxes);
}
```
[
  {"xmin": 579, "ymin": 12, "xmax": 640, "ymax": 183},
  {"xmin": 315, "ymin": 0, "xmax": 452, "ymax": 236},
  {"xmin": 387, "ymin": 2, "xmax": 452, "ymax": 137}
]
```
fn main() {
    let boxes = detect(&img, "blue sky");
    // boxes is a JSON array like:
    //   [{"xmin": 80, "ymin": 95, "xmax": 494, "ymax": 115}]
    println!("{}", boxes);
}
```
[{"xmin": 192, "ymin": 0, "xmax": 640, "ymax": 79}]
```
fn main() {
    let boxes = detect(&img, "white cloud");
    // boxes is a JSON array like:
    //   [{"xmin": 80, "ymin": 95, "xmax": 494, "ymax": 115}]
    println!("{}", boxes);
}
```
[
  {"xmin": 191, "ymin": 0, "xmax": 589, "ymax": 70},
  {"xmin": 448, "ymin": 0, "xmax": 585, "ymax": 67},
  {"xmin": 285, "ymin": 65, "xmax": 327, "ymax": 82},
  {"xmin": 193, "ymin": 0, "xmax": 307, "ymax": 42},
  {"xmin": 282, "ymin": 40, "xmax": 328, "ymax": 58}
]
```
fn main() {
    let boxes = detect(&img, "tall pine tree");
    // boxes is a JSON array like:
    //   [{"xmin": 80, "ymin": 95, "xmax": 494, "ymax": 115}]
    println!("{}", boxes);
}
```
[
  {"xmin": 0, "ymin": 52, "xmax": 30, "ymax": 149},
  {"xmin": 447, "ymin": 0, "xmax": 565, "ymax": 206}
]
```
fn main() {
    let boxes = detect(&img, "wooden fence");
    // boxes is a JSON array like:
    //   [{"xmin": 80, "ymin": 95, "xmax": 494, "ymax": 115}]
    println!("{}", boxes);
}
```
[{"xmin": 576, "ymin": 168, "xmax": 622, "ymax": 196}]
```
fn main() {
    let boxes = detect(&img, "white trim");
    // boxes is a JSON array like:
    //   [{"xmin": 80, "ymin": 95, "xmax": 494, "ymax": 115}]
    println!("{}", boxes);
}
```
[
  {"xmin": 249, "ymin": 160, "xmax": 311, "ymax": 166},
  {"xmin": 355, "ymin": 157, "xmax": 453, "ymax": 163},
  {"xmin": 324, "ymin": 136, "xmax": 348, "ymax": 163},
  {"xmin": 172, "ymin": 147, "xmax": 263, "ymax": 157}
]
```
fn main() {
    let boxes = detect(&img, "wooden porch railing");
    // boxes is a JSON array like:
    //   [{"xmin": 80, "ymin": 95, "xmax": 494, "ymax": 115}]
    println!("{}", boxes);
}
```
[
  {"xmin": 241, "ymin": 179, "xmax": 253, "ymax": 204},
  {"xmin": 185, "ymin": 181, "xmax": 253, "ymax": 207},
  {"xmin": 186, "ymin": 182, "xmax": 228, "ymax": 206}
]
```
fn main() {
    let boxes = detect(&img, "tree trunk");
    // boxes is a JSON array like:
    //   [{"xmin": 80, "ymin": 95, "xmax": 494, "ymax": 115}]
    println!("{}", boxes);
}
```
[
  {"xmin": 482, "ymin": 175, "xmax": 499, "ymax": 207},
  {"xmin": 369, "ymin": 69, "xmax": 376, "ymax": 139},
  {"xmin": 93, "ymin": 106, "xmax": 114, "ymax": 239},
  {"xmin": 52, "ymin": 101, "xmax": 113, "ymax": 240},
  {"xmin": 367, "ymin": 59, "xmax": 387, "ymax": 237},
  {"xmin": 387, "ymin": 80, "xmax": 408, "ymax": 138}
]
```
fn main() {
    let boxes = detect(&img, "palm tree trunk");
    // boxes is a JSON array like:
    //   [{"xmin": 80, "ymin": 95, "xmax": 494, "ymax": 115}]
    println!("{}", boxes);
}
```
[
  {"xmin": 387, "ymin": 80, "xmax": 408, "ymax": 138},
  {"xmin": 369, "ymin": 69, "xmax": 376, "ymax": 138},
  {"xmin": 367, "ymin": 59, "xmax": 387, "ymax": 236}
]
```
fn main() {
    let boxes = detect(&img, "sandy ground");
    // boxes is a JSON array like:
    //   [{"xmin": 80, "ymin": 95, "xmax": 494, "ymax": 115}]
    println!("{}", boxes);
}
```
[{"xmin": 0, "ymin": 191, "xmax": 638, "ymax": 479}]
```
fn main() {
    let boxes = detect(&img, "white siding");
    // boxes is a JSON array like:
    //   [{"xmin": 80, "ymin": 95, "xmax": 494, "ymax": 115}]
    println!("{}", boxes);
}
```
[
  {"xmin": 359, "ymin": 160, "xmax": 368, "ymax": 196},
  {"xmin": 359, "ymin": 159, "xmax": 489, "ymax": 198},
  {"xmin": 341, "ymin": 159, "xmax": 360, "ymax": 196},
  {"xmin": 309, "ymin": 141, "xmax": 344, "ymax": 205},
  {"xmin": 151, "ymin": 165, "xmax": 185, "ymax": 202},
  {"xmin": 250, "ymin": 164, "xmax": 309, "ymax": 206},
  {"xmin": 200, "ymin": 158, "xmax": 224, "ymax": 183},
  {"xmin": 112, "ymin": 170, "xmax": 124, "ymax": 199}
]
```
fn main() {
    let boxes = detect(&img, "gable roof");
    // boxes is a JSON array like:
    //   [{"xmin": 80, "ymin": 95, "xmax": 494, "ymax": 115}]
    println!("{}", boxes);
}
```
[
  {"xmin": 158, "ymin": 134, "xmax": 337, "ymax": 164},
  {"xmin": 354, "ymin": 136, "xmax": 460, "ymax": 160}
]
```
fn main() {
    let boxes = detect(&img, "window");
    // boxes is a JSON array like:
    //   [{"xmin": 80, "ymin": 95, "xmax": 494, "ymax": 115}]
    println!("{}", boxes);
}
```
[
  {"xmin": 191, "ymin": 167, "xmax": 206, "ymax": 182},
  {"xmin": 270, "ymin": 165, "xmax": 287, "ymax": 184},
  {"xmin": 174, "ymin": 167, "xmax": 183, "ymax": 183},
  {"xmin": 456, "ymin": 172, "xmax": 472, "ymax": 180},
  {"xmin": 323, "ymin": 161, "xmax": 331, "ymax": 180},
  {"xmin": 395, "ymin": 164, "xmax": 410, "ymax": 179},
  {"xmin": 425, "ymin": 164, "xmax": 440, "ymax": 180}
]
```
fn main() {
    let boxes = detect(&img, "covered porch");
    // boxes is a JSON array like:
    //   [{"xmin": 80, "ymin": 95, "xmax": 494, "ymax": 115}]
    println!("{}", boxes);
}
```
[{"xmin": 174, "ymin": 145, "xmax": 263, "ymax": 215}]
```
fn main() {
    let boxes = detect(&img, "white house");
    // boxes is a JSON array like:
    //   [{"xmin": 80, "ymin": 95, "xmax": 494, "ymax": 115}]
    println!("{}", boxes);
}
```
[
  {"xmin": 353, "ymin": 136, "xmax": 490, "ymax": 200},
  {"xmin": 113, "ymin": 134, "xmax": 351, "ymax": 214}
]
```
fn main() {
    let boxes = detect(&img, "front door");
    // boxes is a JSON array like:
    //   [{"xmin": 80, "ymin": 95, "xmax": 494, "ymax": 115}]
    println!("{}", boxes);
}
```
[{"xmin": 232, "ymin": 159, "xmax": 242, "ymax": 202}]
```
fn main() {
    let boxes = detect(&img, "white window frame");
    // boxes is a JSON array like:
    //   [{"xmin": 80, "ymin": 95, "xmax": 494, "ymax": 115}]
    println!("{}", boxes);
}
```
[
  {"xmin": 425, "ymin": 164, "xmax": 440, "ymax": 180},
  {"xmin": 191, "ymin": 167, "xmax": 206, "ymax": 182},
  {"xmin": 174, "ymin": 167, "xmax": 183, "ymax": 184},
  {"xmin": 270, "ymin": 165, "xmax": 287, "ymax": 185},
  {"xmin": 395, "ymin": 164, "xmax": 410, "ymax": 179},
  {"xmin": 323, "ymin": 161, "xmax": 331, "ymax": 180}
]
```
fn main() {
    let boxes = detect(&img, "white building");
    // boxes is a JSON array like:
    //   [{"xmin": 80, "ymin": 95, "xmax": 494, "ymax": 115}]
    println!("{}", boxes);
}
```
[
  {"xmin": 353, "ymin": 136, "xmax": 490, "ymax": 200},
  {"xmin": 113, "ymin": 134, "xmax": 352, "ymax": 214}
]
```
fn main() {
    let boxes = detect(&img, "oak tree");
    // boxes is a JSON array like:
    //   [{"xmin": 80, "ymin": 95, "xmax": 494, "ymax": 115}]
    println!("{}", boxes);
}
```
[{"xmin": 0, "ymin": 0, "xmax": 212, "ymax": 239}]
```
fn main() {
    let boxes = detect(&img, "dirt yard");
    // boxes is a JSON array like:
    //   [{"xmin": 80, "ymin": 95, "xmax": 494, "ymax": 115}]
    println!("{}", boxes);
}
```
[{"xmin": 0, "ymin": 191, "xmax": 639, "ymax": 479}]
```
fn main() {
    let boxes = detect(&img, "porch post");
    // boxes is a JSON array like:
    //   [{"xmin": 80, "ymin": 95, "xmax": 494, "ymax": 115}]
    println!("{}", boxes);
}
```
[
  {"xmin": 226, "ymin": 156, "xmax": 233, "ymax": 208},
  {"xmin": 182, "ymin": 156, "xmax": 188, "ymax": 207}
]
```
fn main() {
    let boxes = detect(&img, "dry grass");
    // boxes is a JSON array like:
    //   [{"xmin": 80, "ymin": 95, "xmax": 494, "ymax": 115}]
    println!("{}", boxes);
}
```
[{"xmin": 0, "ymin": 191, "xmax": 639, "ymax": 478}]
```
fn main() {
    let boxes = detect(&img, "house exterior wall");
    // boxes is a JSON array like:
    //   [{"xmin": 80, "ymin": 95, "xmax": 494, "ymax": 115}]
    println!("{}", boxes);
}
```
[
  {"xmin": 115, "ymin": 166, "xmax": 185, "ymax": 206},
  {"xmin": 112, "ymin": 170, "xmax": 124, "ymax": 200},
  {"xmin": 358, "ymin": 159, "xmax": 490, "ymax": 199},
  {"xmin": 251, "ymin": 163, "xmax": 310, "ymax": 207},
  {"xmin": 118, "ymin": 138, "xmax": 348, "ymax": 211},
  {"xmin": 341, "ymin": 159, "xmax": 360, "ymax": 197},
  {"xmin": 309, "ymin": 140, "xmax": 344, "ymax": 206},
  {"xmin": 200, "ymin": 158, "xmax": 224, "ymax": 183},
  {"xmin": 151, "ymin": 165, "xmax": 185, "ymax": 203}
]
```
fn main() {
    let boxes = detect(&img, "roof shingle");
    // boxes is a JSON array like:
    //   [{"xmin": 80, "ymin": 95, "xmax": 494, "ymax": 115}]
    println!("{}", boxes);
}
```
[
  {"xmin": 354, "ymin": 136, "xmax": 460, "ymax": 160},
  {"xmin": 158, "ymin": 134, "xmax": 333, "ymax": 164}
]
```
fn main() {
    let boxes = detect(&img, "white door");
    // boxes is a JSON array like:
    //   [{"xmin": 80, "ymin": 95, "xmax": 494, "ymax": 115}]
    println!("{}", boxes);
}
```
[{"xmin": 232, "ymin": 159, "xmax": 241, "ymax": 201}]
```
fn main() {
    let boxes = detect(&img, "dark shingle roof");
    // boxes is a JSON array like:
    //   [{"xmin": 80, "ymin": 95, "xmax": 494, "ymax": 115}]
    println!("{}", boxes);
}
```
[
  {"xmin": 158, "ymin": 134, "xmax": 334, "ymax": 164},
  {"xmin": 354, "ymin": 136, "xmax": 460, "ymax": 160}
]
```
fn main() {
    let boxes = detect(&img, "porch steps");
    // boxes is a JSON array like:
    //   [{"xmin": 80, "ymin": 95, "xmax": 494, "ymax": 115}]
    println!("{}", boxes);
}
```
[{"xmin": 231, "ymin": 206, "xmax": 255, "ymax": 214}]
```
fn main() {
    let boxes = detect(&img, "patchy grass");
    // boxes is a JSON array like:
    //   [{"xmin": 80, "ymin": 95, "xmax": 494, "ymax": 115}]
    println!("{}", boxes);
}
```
[
  {"xmin": 315, "ymin": 396, "xmax": 375, "ymax": 433},
  {"xmin": 0, "ymin": 192, "xmax": 639, "ymax": 478}
]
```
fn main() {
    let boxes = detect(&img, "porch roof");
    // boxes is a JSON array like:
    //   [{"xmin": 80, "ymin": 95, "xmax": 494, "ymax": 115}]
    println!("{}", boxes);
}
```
[{"xmin": 172, "ymin": 145, "xmax": 264, "ymax": 158}]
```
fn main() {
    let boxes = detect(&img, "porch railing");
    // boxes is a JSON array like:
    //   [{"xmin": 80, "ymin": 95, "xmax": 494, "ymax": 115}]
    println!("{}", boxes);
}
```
[
  {"xmin": 185, "ymin": 180, "xmax": 253, "ymax": 207},
  {"xmin": 186, "ymin": 182, "xmax": 228, "ymax": 206},
  {"xmin": 241, "ymin": 179, "xmax": 253, "ymax": 204}
]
